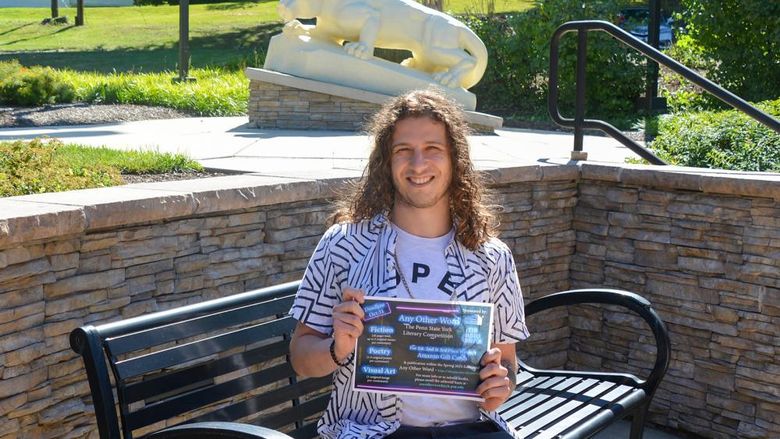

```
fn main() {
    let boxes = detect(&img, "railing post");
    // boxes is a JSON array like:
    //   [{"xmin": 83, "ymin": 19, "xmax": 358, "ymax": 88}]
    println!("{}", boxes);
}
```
[{"xmin": 572, "ymin": 29, "xmax": 588, "ymax": 161}]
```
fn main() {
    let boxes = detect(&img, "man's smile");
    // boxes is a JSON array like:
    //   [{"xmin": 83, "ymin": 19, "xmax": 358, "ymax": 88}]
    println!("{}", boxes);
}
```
[{"xmin": 408, "ymin": 176, "xmax": 434, "ymax": 185}]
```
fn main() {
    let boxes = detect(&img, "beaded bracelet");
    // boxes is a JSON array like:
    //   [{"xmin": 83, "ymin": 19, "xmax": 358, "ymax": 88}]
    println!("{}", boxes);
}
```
[{"xmin": 329, "ymin": 339, "xmax": 353, "ymax": 367}]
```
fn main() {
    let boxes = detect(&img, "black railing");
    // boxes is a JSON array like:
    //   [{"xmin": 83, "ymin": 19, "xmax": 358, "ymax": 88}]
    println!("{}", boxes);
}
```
[{"xmin": 548, "ymin": 20, "xmax": 780, "ymax": 165}]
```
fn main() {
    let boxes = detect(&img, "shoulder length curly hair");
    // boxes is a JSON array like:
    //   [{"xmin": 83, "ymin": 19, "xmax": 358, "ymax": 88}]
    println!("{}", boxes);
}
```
[{"xmin": 331, "ymin": 89, "xmax": 497, "ymax": 250}]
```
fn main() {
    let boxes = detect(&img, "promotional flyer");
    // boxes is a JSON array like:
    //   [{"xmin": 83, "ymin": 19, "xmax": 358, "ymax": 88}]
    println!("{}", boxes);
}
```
[{"xmin": 353, "ymin": 297, "xmax": 494, "ymax": 401}]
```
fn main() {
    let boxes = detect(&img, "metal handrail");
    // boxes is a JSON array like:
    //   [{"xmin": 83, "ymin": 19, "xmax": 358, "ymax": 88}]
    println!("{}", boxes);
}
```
[{"xmin": 548, "ymin": 20, "xmax": 780, "ymax": 165}]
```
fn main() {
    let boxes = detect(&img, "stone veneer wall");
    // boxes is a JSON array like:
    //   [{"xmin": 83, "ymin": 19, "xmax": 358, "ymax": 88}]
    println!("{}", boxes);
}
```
[
  {"xmin": 0, "ymin": 166, "xmax": 576, "ymax": 439},
  {"xmin": 568, "ymin": 164, "xmax": 780, "ymax": 438},
  {"xmin": 248, "ymin": 81, "xmax": 380, "ymax": 131}
]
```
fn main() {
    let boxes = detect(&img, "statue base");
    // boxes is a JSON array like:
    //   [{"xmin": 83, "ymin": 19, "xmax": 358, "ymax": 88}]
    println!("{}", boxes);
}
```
[
  {"xmin": 263, "ymin": 32, "xmax": 477, "ymax": 111},
  {"xmin": 246, "ymin": 68, "xmax": 502, "ymax": 133}
]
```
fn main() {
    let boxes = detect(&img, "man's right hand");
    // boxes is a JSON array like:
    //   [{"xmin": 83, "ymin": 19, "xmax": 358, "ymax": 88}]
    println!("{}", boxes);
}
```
[{"xmin": 331, "ymin": 288, "xmax": 365, "ymax": 361}]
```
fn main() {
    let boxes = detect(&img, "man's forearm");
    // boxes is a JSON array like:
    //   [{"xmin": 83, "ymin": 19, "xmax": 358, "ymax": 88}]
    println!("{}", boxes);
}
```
[{"xmin": 290, "ymin": 333, "xmax": 341, "ymax": 377}]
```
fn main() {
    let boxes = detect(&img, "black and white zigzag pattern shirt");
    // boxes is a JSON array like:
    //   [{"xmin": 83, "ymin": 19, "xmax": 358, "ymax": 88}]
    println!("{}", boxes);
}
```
[{"xmin": 290, "ymin": 214, "xmax": 530, "ymax": 439}]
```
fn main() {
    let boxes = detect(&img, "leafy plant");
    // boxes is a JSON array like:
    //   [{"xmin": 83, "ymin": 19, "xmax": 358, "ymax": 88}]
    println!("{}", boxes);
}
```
[
  {"xmin": 464, "ymin": 0, "xmax": 645, "ymax": 121},
  {"xmin": 0, "ymin": 60, "xmax": 75, "ymax": 106},
  {"xmin": 675, "ymin": 0, "xmax": 780, "ymax": 104},
  {"xmin": 649, "ymin": 98, "xmax": 780, "ymax": 172},
  {"xmin": 0, "ymin": 139, "xmax": 204, "ymax": 197},
  {"xmin": 0, "ymin": 139, "xmax": 120, "ymax": 196}
]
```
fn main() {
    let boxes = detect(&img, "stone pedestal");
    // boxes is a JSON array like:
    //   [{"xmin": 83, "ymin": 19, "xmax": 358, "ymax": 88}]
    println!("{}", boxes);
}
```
[{"xmin": 246, "ymin": 67, "xmax": 502, "ymax": 133}]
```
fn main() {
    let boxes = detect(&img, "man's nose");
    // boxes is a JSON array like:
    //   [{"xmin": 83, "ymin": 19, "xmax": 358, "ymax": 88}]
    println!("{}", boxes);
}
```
[{"xmin": 410, "ymin": 148, "xmax": 426, "ymax": 168}]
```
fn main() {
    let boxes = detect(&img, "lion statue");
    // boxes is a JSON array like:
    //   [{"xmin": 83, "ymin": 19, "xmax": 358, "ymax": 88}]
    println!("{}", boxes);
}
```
[{"xmin": 276, "ymin": 0, "xmax": 488, "ymax": 90}]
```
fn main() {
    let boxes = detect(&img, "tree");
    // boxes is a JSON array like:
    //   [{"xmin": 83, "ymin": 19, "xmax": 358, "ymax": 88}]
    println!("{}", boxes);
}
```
[
  {"xmin": 51, "ymin": 0, "xmax": 59, "ymax": 18},
  {"xmin": 680, "ymin": 0, "xmax": 780, "ymax": 101},
  {"xmin": 421, "ymin": 0, "xmax": 443, "ymax": 11},
  {"xmin": 76, "ymin": 0, "xmax": 84, "ymax": 26}
]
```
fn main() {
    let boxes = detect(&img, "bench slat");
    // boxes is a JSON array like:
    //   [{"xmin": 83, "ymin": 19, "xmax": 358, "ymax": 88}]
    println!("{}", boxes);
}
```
[
  {"xmin": 115, "ymin": 317, "xmax": 296, "ymax": 378},
  {"xmin": 127, "ymin": 360, "xmax": 298, "ymax": 430},
  {"xmin": 501, "ymin": 377, "xmax": 601, "ymax": 423},
  {"xmin": 258, "ymin": 393, "xmax": 331, "ymax": 430},
  {"xmin": 505, "ymin": 378, "xmax": 602, "ymax": 435},
  {"xmin": 501, "ymin": 376, "xmax": 571, "ymax": 420},
  {"xmin": 525, "ymin": 383, "xmax": 638, "ymax": 439},
  {"xmin": 289, "ymin": 422, "xmax": 319, "ymax": 439},
  {"xmin": 107, "ymin": 295, "xmax": 295, "ymax": 356},
  {"xmin": 123, "ymin": 339, "xmax": 290, "ymax": 403},
  {"xmin": 190, "ymin": 376, "xmax": 332, "ymax": 426}
]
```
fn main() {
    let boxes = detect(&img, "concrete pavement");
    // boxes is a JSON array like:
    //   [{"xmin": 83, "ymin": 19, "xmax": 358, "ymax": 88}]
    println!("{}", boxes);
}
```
[{"xmin": 0, "ymin": 116, "xmax": 642, "ymax": 179}]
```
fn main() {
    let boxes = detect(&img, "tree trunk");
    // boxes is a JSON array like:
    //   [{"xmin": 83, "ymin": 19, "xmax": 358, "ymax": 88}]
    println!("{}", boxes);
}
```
[
  {"xmin": 76, "ymin": 0, "xmax": 84, "ymax": 26},
  {"xmin": 51, "ymin": 0, "xmax": 58, "ymax": 18},
  {"xmin": 421, "ymin": 0, "xmax": 443, "ymax": 11}
]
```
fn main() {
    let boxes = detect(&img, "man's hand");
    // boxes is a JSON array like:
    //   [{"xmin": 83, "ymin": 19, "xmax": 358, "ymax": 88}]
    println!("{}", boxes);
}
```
[
  {"xmin": 331, "ymin": 288, "xmax": 365, "ymax": 361},
  {"xmin": 477, "ymin": 347, "xmax": 514, "ymax": 412}
]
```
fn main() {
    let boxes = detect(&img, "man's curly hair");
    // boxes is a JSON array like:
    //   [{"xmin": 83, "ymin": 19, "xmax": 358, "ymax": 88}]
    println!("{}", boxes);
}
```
[{"xmin": 331, "ymin": 89, "xmax": 497, "ymax": 250}]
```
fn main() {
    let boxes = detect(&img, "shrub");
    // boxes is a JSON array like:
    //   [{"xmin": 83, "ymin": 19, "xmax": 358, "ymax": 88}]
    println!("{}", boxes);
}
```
[
  {"xmin": 0, "ymin": 139, "xmax": 121, "ymax": 197},
  {"xmin": 0, "ymin": 60, "xmax": 75, "ymax": 106},
  {"xmin": 649, "ymin": 98, "xmax": 780, "ymax": 172},
  {"xmin": 677, "ymin": 0, "xmax": 780, "ymax": 104},
  {"xmin": 464, "ymin": 0, "xmax": 645, "ymax": 120},
  {"xmin": 55, "ymin": 67, "xmax": 248, "ymax": 116}
]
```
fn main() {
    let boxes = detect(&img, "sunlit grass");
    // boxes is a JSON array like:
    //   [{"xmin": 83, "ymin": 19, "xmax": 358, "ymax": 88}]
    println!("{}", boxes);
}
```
[
  {"xmin": 53, "ymin": 66, "xmax": 248, "ymax": 115},
  {"xmin": 0, "ymin": 138, "xmax": 203, "ymax": 197},
  {"xmin": 55, "ymin": 144, "xmax": 204, "ymax": 175}
]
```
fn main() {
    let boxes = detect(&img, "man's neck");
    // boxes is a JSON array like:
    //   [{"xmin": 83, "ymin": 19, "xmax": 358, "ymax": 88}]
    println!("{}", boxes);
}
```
[{"xmin": 390, "ymin": 203, "xmax": 452, "ymax": 238}]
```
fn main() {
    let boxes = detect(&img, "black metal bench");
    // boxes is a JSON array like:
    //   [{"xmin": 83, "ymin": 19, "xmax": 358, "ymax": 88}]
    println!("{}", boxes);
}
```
[{"xmin": 70, "ymin": 282, "xmax": 670, "ymax": 439}]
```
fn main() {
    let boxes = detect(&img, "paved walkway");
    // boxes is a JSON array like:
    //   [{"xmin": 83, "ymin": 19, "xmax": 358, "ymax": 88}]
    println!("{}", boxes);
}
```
[{"xmin": 0, "ymin": 116, "xmax": 642, "ymax": 178}]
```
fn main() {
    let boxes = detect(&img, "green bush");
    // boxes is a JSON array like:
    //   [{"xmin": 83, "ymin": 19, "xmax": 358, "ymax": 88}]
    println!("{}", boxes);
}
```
[
  {"xmin": 55, "ymin": 67, "xmax": 248, "ymax": 116},
  {"xmin": 0, "ymin": 139, "xmax": 121, "ymax": 197},
  {"xmin": 0, "ymin": 60, "xmax": 75, "ymax": 106},
  {"xmin": 649, "ymin": 98, "xmax": 780, "ymax": 172},
  {"xmin": 677, "ymin": 0, "xmax": 780, "ymax": 104},
  {"xmin": 464, "ymin": 0, "xmax": 645, "ymax": 120}
]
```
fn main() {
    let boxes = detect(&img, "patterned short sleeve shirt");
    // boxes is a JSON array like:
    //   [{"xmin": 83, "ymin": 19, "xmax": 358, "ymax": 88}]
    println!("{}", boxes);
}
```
[{"xmin": 289, "ymin": 214, "xmax": 529, "ymax": 439}]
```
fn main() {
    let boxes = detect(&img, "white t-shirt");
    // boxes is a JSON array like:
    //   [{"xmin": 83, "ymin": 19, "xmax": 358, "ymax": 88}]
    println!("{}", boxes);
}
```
[{"xmin": 392, "ymin": 223, "xmax": 481, "ymax": 427}]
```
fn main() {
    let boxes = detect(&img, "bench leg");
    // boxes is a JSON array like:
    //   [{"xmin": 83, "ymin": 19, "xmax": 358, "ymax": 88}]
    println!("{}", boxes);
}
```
[{"xmin": 629, "ymin": 402, "xmax": 649, "ymax": 439}]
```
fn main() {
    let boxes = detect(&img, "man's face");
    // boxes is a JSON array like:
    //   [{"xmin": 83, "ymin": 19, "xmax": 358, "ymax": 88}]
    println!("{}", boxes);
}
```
[{"xmin": 389, "ymin": 116, "xmax": 453, "ymax": 211}]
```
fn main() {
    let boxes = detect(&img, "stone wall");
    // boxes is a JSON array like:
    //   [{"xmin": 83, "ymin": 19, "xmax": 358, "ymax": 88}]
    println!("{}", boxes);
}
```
[
  {"xmin": 569, "ymin": 164, "xmax": 780, "ymax": 438},
  {"xmin": 248, "ymin": 81, "xmax": 380, "ymax": 131},
  {"xmin": 1, "ymin": 164, "xmax": 778, "ymax": 438},
  {"xmin": 0, "ymin": 166, "xmax": 575, "ymax": 439}
]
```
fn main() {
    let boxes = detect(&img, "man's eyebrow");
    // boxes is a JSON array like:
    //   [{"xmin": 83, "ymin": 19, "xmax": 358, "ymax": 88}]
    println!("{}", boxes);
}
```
[{"xmin": 392, "ymin": 139, "xmax": 446, "ymax": 147}]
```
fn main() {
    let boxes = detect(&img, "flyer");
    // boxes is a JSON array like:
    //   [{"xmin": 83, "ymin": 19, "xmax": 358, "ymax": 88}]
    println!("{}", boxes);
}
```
[{"xmin": 352, "ymin": 297, "xmax": 494, "ymax": 401}]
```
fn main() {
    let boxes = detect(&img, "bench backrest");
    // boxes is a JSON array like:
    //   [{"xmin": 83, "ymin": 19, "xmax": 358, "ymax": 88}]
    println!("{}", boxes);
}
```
[{"xmin": 70, "ymin": 280, "xmax": 330, "ymax": 439}]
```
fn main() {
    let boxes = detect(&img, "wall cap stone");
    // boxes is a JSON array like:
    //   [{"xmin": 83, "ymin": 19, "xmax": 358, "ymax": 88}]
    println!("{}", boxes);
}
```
[
  {"xmin": 2, "ymin": 162, "xmax": 778, "ymax": 249},
  {"xmin": 581, "ymin": 163, "xmax": 780, "ymax": 199}
]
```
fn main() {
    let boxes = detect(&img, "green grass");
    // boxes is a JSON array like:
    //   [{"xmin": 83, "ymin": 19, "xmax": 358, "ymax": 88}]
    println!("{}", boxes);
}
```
[
  {"xmin": 0, "ymin": 138, "xmax": 203, "ymax": 197},
  {"xmin": 56, "ymin": 143, "xmax": 204, "ymax": 175},
  {"xmin": 0, "ymin": 1, "xmax": 534, "ymax": 72},
  {"xmin": 57, "ymin": 66, "xmax": 249, "ymax": 115}
]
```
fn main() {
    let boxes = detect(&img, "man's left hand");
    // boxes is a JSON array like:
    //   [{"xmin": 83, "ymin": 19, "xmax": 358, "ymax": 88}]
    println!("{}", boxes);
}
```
[{"xmin": 476, "ymin": 348, "xmax": 513, "ymax": 412}]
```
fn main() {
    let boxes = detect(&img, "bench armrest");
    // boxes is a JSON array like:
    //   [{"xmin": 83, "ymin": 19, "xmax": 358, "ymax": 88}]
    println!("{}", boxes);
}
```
[
  {"xmin": 523, "ymin": 288, "xmax": 671, "ymax": 394},
  {"xmin": 146, "ymin": 422, "xmax": 294, "ymax": 439}
]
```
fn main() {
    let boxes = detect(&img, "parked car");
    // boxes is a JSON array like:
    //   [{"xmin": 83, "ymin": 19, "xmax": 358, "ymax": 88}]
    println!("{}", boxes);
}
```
[{"xmin": 617, "ymin": 7, "xmax": 674, "ymax": 49}]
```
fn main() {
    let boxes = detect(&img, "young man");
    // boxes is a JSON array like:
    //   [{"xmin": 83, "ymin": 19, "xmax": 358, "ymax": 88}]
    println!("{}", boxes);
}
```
[{"xmin": 289, "ymin": 89, "xmax": 529, "ymax": 439}]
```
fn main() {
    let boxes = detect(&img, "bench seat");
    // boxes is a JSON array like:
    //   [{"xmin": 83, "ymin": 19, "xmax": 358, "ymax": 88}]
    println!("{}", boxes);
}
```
[{"xmin": 71, "ymin": 284, "xmax": 669, "ymax": 439}]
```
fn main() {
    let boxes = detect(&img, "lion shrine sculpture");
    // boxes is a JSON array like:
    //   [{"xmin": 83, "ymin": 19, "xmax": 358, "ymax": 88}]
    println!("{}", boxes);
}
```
[{"xmin": 263, "ymin": 0, "xmax": 489, "ymax": 109}]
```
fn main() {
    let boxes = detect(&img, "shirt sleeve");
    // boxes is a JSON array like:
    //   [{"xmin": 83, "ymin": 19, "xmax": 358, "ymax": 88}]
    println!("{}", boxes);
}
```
[
  {"xmin": 489, "ymin": 240, "xmax": 530, "ymax": 344},
  {"xmin": 289, "ymin": 224, "xmax": 346, "ymax": 335}
]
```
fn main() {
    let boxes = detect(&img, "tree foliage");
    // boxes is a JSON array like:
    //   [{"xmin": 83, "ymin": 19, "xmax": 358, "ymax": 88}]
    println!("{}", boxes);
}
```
[{"xmin": 680, "ymin": 0, "xmax": 780, "ymax": 102}]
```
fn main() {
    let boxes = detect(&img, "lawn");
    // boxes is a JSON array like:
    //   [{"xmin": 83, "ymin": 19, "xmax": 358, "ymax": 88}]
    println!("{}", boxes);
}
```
[
  {"xmin": 0, "ymin": 1, "xmax": 534, "ymax": 72},
  {"xmin": 0, "ymin": 138, "xmax": 204, "ymax": 197}
]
